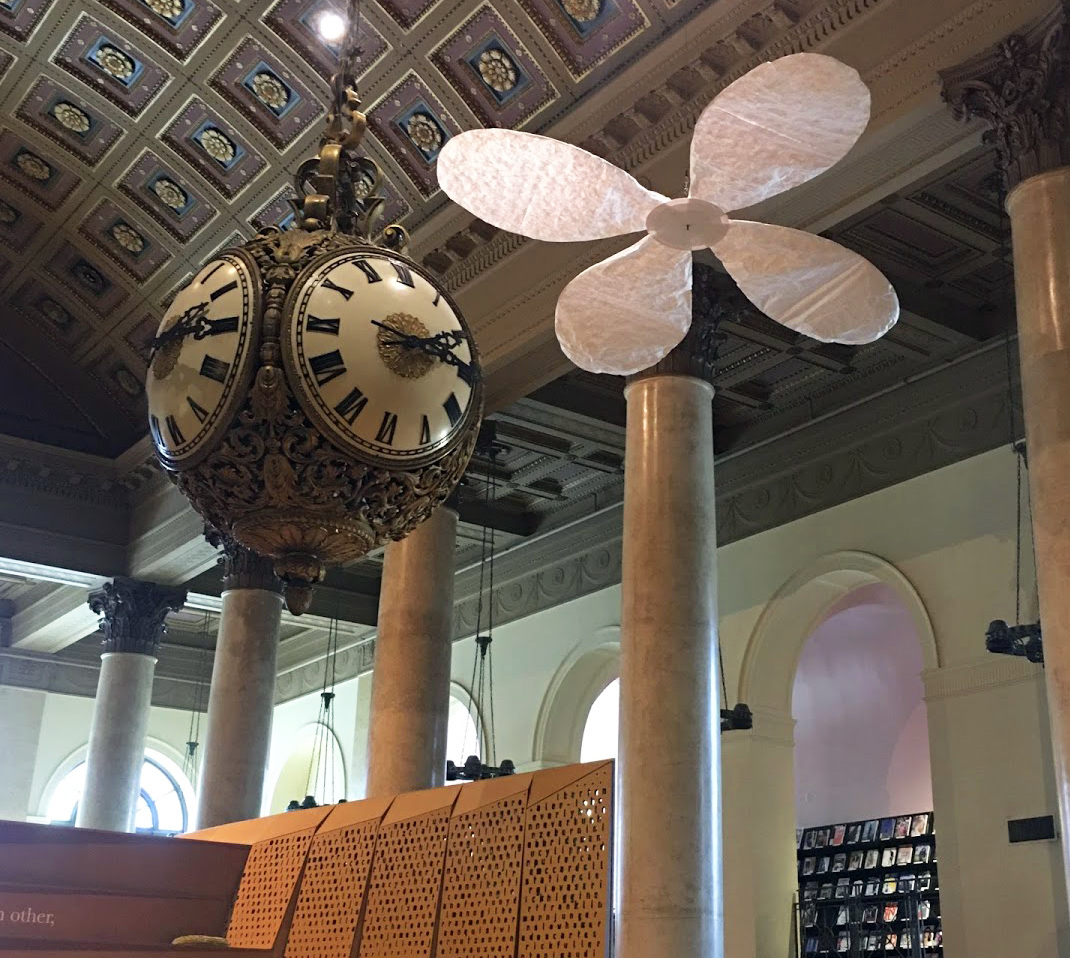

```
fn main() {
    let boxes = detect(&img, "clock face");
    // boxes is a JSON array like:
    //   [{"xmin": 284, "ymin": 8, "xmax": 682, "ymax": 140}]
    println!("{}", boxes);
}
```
[
  {"xmin": 284, "ymin": 248, "xmax": 480, "ymax": 468},
  {"xmin": 145, "ymin": 252, "xmax": 258, "ymax": 466}
]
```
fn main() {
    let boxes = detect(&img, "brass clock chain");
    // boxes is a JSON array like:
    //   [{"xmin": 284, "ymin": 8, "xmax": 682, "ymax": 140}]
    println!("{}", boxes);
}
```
[{"xmin": 292, "ymin": 0, "xmax": 407, "ymax": 249}]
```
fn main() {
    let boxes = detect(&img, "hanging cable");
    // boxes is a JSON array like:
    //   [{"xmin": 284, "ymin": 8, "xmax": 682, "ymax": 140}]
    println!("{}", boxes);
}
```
[
  {"xmin": 486, "ymin": 445, "xmax": 498, "ymax": 766},
  {"xmin": 984, "ymin": 175, "xmax": 1043, "ymax": 665},
  {"xmin": 183, "ymin": 612, "xmax": 212, "ymax": 781},
  {"xmin": 301, "ymin": 616, "xmax": 340, "ymax": 806}
]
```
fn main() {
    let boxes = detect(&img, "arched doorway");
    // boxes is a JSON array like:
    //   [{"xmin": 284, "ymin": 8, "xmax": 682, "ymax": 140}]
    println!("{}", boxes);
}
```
[
  {"xmin": 793, "ymin": 582, "xmax": 933, "ymax": 827},
  {"xmin": 733, "ymin": 552, "xmax": 939, "ymax": 958}
]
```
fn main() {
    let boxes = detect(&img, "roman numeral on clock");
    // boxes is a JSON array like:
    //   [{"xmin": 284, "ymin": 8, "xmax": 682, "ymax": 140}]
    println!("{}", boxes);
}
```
[
  {"xmin": 149, "ymin": 415, "xmax": 163, "ymax": 447},
  {"xmin": 352, "ymin": 259, "xmax": 381, "ymax": 284},
  {"xmin": 309, "ymin": 350, "xmax": 347, "ymax": 386},
  {"xmin": 187, "ymin": 396, "xmax": 209, "ymax": 423},
  {"xmin": 199, "ymin": 261, "xmax": 226, "ymax": 285},
  {"xmin": 391, "ymin": 261, "xmax": 414, "ymax": 288},
  {"xmin": 208, "ymin": 316, "xmax": 239, "ymax": 335},
  {"xmin": 375, "ymin": 411, "xmax": 398, "ymax": 445},
  {"xmin": 334, "ymin": 386, "xmax": 368, "ymax": 425},
  {"xmin": 420, "ymin": 415, "xmax": 431, "ymax": 445},
  {"xmin": 321, "ymin": 278, "xmax": 354, "ymax": 300},
  {"xmin": 432, "ymin": 288, "xmax": 441, "ymax": 307},
  {"xmin": 210, "ymin": 280, "xmax": 238, "ymax": 301},
  {"xmin": 306, "ymin": 315, "xmax": 340, "ymax": 335},
  {"xmin": 200, "ymin": 355, "xmax": 231, "ymax": 383},
  {"xmin": 165, "ymin": 415, "xmax": 185, "ymax": 445},
  {"xmin": 443, "ymin": 391, "xmax": 462, "ymax": 426}
]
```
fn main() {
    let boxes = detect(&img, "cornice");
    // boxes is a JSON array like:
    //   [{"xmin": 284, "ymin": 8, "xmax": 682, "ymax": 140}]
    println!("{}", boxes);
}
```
[
  {"xmin": 923, "ymin": 657, "xmax": 1043, "ymax": 701},
  {"xmin": 0, "ymin": 640, "xmax": 212, "ymax": 711},
  {"xmin": 267, "ymin": 339, "xmax": 1018, "ymax": 703}
]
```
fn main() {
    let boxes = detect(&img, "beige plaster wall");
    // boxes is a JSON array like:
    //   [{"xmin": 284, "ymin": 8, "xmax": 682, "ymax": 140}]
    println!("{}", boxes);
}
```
[{"xmin": 462, "ymin": 444, "xmax": 1066, "ymax": 958}]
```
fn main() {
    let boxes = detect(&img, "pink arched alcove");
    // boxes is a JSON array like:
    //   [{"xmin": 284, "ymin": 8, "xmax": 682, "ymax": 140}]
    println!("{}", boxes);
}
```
[{"xmin": 792, "ymin": 582, "xmax": 933, "ymax": 828}]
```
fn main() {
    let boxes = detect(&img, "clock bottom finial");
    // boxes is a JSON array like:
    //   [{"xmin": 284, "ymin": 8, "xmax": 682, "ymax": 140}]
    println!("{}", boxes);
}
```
[{"xmin": 231, "ymin": 511, "xmax": 376, "ymax": 615}]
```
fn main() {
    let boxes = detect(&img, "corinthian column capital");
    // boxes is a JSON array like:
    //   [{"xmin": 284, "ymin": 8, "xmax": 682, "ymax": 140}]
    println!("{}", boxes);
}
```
[
  {"xmin": 87, "ymin": 577, "xmax": 187, "ymax": 656},
  {"xmin": 205, "ymin": 526, "xmax": 282, "ymax": 593},
  {"xmin": 941, "ymin": 2, "xmax": 1070, "ymax": 192}
]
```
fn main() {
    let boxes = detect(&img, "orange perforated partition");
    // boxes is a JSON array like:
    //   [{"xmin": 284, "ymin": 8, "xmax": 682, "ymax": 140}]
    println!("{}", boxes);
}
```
[
  {"xmin": 436, "ymin": 774, "xmax": 533, "ymax": 958},
  {"xmin": 282, "ymin": 796, "xmax": 394, "ymax": 958},
  {"xmin": 0, "ymin": 761, "xmax": 613, "ymax": 958},
  {"xmin": 517, "ymin": 762, "xmax": 614, "ymax": 958},
  {"xmin": 210, "ymin": 805, "xmax": 333, "ymax": 952},
  {"xmin": 357, "ymin": 786, "xmax": 460, "ymax": 958}
]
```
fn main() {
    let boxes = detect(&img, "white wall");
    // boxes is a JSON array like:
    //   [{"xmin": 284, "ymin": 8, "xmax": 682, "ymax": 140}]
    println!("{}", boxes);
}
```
[
  {"xmin": 4, "ymin": 444, "xmax": 1066, "ymax": 958},
  {"xmin": 262, "ymin": 674, "xmax": 361, "ymax": 814},
  {"xmin": 455, "ymin": 445, "xmax": 1065, "ymax": 958}
]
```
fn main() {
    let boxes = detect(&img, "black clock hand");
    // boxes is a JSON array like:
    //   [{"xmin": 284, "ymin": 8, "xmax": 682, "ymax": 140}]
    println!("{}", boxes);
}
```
[
  {"xmin": 150, "ymin": 305, "xmax": 236, "ymax": 354},
  {"xmin": 371, "ymin": 321, "xmax": 479, "ymax": 385}
]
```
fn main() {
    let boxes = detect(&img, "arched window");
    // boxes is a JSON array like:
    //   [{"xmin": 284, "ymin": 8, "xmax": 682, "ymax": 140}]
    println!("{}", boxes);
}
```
[
  {"xmin": 268, "ymin": 722, "xmax": 347, "ymax": 814},
  {"xmin": 580, "ymin": 678, "xmax": 619, "ymax": 762},
  {"xmin": 45, "ymin": 750, "xmax": 194, "ymax": 835},
  {"xmin": 445, "ymin": 692, "xmax": 481, "ymax": 780}
]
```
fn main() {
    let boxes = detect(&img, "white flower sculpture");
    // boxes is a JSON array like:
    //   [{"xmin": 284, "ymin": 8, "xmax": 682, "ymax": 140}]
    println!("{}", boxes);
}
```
[{"xmin": 438, "ymin": 53, "xmax": 899, "ymax": 375}]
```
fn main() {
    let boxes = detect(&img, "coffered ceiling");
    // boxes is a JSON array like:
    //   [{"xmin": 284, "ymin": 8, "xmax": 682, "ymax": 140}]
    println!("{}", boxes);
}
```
[{"xmin": 0, "ymin": 0, "xmax": 789, "ymax": 457}]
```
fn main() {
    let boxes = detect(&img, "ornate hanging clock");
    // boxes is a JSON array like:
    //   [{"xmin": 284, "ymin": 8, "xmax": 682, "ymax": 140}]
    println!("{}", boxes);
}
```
[{"xmin": 144, "ymin": 49, "xmax": 482, "ymax": 614}]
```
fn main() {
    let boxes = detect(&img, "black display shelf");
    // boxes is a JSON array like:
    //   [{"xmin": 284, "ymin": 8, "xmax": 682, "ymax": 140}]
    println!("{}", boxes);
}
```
[{"xmin": 797, "ymin": 812, "xmax": 941, "ymax": 958}]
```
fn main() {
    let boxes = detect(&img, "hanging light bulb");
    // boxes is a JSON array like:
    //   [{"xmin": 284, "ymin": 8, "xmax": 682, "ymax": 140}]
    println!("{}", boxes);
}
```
[{"xmin": 316, "ymin": 10, "xmax": 346, "ymax": 42}]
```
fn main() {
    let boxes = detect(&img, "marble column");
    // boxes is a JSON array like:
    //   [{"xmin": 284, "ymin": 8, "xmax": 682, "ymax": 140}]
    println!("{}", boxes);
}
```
[
  {"xmin": 943, "ymin": 1, "xmax": 1070, "ymax": 909},
  {"xmin": 78, "ymin": 578, "xmax": 186, "ymax": 832},
  {"xmin": 618, "ymin": 328, "xmax": 721, "ymax": 958},
  {"xmin": 365, "ymin": 505, "xmax": 457, "ymax": 797},
  {"xmin": 195, "ymin": 535, "xmax": 284, "ymax": 829}
]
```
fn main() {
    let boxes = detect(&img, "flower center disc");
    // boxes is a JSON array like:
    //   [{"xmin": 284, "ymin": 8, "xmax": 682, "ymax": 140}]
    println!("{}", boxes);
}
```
[{"xmin": 645, "ymin": 197, "xmax": 729, "ymax": 251}]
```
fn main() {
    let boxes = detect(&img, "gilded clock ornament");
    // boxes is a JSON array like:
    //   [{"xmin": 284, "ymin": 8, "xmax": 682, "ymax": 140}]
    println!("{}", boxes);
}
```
[{"xmin": 145, "ymin": 1, "xmax": 483, "ymax": 615}]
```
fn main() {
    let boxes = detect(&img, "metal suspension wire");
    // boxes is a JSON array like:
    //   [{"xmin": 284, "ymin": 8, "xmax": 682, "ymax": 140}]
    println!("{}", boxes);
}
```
[
  {"xmin": 304, "ymin": 616, "xmax": 340, "ymax": 803},
  {"xmin": 183, "ymin": 612, "xmax": 212, "ymax": 781},
  {"xmin": 485, "ymin": 447, "xmax": 498, "ymax": 765}
]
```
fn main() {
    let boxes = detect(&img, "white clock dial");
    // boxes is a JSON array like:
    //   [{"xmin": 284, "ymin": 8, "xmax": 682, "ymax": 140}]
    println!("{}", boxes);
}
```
[
  {"xmin": 145, "ymin": 253, "xmax": 258, "ymax": 465},
  {"xmin": 284, "ymin": 249, "xmax": 480, "ymax": 467}
]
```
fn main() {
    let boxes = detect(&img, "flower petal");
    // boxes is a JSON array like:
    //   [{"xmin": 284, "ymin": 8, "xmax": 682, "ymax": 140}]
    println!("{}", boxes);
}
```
[
  {"xmin": 690, "ymin": 54, "xmax": 870, "ymax": 212},
  {"xmin": 438, "ymin": 130, "xmax": 667, "ymax": 242},
  {"xmin": 713, "ymin": 220, "xmax": 898, "ymax": 344},
  {"xmin": 556, "ymin": 236, "xmax": 692, "ymax": 375}
]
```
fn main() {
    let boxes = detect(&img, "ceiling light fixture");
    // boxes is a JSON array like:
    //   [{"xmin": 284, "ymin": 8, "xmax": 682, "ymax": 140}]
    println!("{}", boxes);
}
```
[{"xmin": 316, "ymin": 10, "xmax": 346, "ymax": 42}]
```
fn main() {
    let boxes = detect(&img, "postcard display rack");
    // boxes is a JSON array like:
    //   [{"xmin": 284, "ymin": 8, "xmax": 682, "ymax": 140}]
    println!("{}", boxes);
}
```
[{"xmin": 797, "ymin": 812, "xmax": 941, "ymax": 956}]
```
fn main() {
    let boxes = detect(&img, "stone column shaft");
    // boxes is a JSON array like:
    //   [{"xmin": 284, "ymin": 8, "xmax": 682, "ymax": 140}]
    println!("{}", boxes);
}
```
[
  {"xmin": 618, "ymin": 368, "xmax": 722, "ymax": 958},
  {"xmin": 195, "ymin": 536, "xmax": 284, "ymax": 829},
  {"xmin": 366, "ymin": 506, "xmax": 457, "ymax": 797},
  {"xmin": 942, "ymin": 0, "xmax": 1070, "ymax": 911},
  {"xmin": 77, "ymin": 578, "xmax": 186, "ymax": 832},
  {"xmin": 1008, "ymin": 169, "xmax": 1070, "ymax": 881},
  {"xmin": 78, "ymin": 654, "xmax": 156, "ymax": 831}
]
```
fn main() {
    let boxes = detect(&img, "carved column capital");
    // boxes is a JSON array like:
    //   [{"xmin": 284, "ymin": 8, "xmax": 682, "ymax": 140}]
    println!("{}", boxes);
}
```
[
  {"xmin": 87, "ymin": 578, "xmax": 187, "ymax": 657},
  {"xmin": 941, "ymin": 1, "xmax": 1070, "ymax": 193},
  {"xmin": 627, "ymin": 262, "xmax": 726, "ymax": 385},
  {"xmin": 205, "ymin": 527, "xmax": 282, "ymax": 593}
]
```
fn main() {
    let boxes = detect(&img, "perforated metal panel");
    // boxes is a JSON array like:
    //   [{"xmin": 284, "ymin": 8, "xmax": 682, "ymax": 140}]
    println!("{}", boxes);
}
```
[
  {"xmin": 226, "ymin": 827, "xmax": 316, "ymax": 949},
  {"xmin": 283, "ymin": 819, "xmax": 381, "ymax": 958},
  {"xmin": 517, "ymin": 764, "xmax": 613, "ymax": 958},
  {"xmin": 436, "ymin": 787, "xmax": 529, "ymax": 958},
  {"xmin": 357, "ymin": 807, "xmax": 453, "ymax": 958}
]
